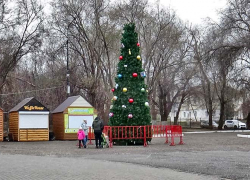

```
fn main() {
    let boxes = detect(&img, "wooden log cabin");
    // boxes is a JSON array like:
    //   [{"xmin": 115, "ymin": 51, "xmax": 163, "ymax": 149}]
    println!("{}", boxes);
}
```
[
  {"xmin": 52, "ymin": 95, "xmax": 96, "ymax": 140},
  {"xmin": 9, "ymin": 97, "xmax": 50, "ymax": 141},
  {"xmin": 0, "ymin": 108, "xmax": 3, "ymax": 142}
]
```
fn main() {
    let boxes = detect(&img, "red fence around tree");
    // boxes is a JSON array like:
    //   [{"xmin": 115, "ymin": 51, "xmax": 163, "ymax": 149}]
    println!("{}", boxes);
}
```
[{"xmin": 100, "ymin": 125, "xmax": 184, "ymax": 147}]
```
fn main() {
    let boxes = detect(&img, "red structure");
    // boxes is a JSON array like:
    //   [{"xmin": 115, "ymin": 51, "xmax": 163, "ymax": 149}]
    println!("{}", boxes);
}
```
[{"xmin": 103, "ymin": 125, "xmax": 184, "ymax": 147}]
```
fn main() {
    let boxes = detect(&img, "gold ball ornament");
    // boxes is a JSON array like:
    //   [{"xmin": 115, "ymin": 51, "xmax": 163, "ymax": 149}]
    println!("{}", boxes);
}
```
[
  {"xmin": 129, "ymin": 49, "xmax": 131, "ymax": 55},
  {"xmin": 137, "ymin": 55, "xmax": 141, "ymax": 60},
  {"xmin": 123, "ymin": 88, "xmax": 127, "ymax": 92}
]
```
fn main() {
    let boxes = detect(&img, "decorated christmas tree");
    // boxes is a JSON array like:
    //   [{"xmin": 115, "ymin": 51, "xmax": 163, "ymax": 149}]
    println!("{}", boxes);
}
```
[{"xmin": 109, "ymin": 23, "xmax": 151, "ymax": 128}]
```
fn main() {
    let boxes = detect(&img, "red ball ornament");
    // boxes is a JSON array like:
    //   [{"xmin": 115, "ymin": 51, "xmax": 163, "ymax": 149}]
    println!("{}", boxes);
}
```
[
  {"xmin": 132, "ymin": 73, "xmax": 138, "ymax": 77},
  {"xmin": 119, "ymin": 56, "xmax": 123, "ymax": 60},
  {"xmin": 111, "ymin": 88, "xmax": 115, "ymax": 92},
  {"xmin": 128, "ymin": 114, "xmax": 133, "ymax": 118},
  {"xmin": 137, "ymin": 42, "xmax": 140, "ymax": 47},
  {"xmin": 128, "ymin": 98, "xmax": 134, "ymax": 103}
]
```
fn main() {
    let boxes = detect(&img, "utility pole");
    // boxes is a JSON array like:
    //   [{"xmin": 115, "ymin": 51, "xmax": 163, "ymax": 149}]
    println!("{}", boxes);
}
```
[{"xmin": 66, "ymin": 18, "xmax": 76, "ymax": 97}]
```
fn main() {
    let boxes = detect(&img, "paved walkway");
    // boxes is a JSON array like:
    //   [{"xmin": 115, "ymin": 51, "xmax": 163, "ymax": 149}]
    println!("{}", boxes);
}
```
[
  {"xmin": 1, "ymin": 132, "xmax": 250, "ymax": 179},
  {"xmin": 0, "ymin": 154, "xmax": 221, "ymax": 180}
]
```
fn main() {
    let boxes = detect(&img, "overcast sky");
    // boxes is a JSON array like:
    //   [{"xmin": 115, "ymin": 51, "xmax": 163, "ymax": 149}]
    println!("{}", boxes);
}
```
[
  {"xmin": 44, "ymin": 0, "xmax": 228, "ymax": 25},
  {"xmin": 154, "ymin": 0, "xmax": 227, "ymax": 25}
]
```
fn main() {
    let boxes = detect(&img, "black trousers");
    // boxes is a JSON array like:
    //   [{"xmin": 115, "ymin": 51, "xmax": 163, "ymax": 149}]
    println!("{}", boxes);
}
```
[
  {"xmin": 94, "ymin": 131, "xmax": 102, "ymax": 147},
  {"xmin": 78, "ymin": 140, "xmax": 83, "ymax": 148}
]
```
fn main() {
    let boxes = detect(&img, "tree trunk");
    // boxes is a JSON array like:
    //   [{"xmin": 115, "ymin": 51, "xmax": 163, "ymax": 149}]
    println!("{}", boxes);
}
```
[
  {"xmin": 204, "ymin": 82, "xmax": 213, "ymax": 129},
  {"xmin": 208, "ymin": 96, "xmax": 213, "ymax": 129},
  {"xmin": 218, "ymin": 72, "xmax": 226, "ymax": 130},
  {"xmin": 175, "ymin": 93, "xmax": 185, "ymax": 125},
  {"xmin": 159, "ymin": 97, "xmax": 168, "ymax": 121},
  {"xmin": 158, "ymin": 84, "xmax": 168, "ymax": 121},
  {"xmin": 246, "ymin": 113, "xmax": 250, "ymax": 130},
  {"xmin": 160, "ymin": 113, "xmax": 168, "ymax": 122},
  {"xmin": 0, "ymin": 79, "xmax": 3, "ymax": 107},
  {"xmin": 219, "ymin": 101, "xmax": 225, "ymax": 130},
  {"xmin": 150, "ymin": 90, "xmax": 157, "ymax": 120},
  {"xmin": 151, "ymin": 104, "xmax": 157, "ymax": 120}
]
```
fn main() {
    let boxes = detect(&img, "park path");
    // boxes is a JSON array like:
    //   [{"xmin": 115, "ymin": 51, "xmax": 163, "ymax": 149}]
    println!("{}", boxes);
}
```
[{"xmin": 0, "ymin": 154, "xmax": 221, "ymax": 180}]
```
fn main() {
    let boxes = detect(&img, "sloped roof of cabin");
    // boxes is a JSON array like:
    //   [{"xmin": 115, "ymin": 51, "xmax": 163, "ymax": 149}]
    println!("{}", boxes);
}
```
[
  {"xmin": 52, "ymin": 95, "xmax": 92, "ymax": 113},
  {"xmin": 9, "ymin": 97, "xmax": 34, "ymax": 112},
  {"xmin": 9, "ymin": 97, "xmax": 49, "ymax": 112}
]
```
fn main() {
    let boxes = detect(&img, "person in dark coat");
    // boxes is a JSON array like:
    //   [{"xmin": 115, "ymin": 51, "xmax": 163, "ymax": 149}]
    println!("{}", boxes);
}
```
[{"xmin": 92, "ymin": 116, "xmax": 104, "ymax": 148}]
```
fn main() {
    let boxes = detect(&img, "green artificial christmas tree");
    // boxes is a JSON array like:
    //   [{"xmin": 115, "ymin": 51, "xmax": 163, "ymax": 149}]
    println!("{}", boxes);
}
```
[{"xmin": 109, "ymin": 23, "xmax": 151, "ymax": 130}]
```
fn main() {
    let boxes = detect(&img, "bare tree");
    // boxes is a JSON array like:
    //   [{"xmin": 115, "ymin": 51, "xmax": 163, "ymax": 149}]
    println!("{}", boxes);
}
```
[
  {"xmin": 190, "ymin": 28, "xmax": 217, "ymax": 128},
  {"xmin": 0, "ymin": 0, "xmax": 44, "ymax": 107},
  {"xmin": 174, "ymin": 68, "xmax": 198, "ymax": 125},
  {"xmin": 48, "ymin": 0, "xmax": 119, "ymax": 123}
]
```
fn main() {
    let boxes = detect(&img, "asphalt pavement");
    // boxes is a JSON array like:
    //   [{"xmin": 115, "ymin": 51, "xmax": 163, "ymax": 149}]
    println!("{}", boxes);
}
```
[
  {"xmin": 0, "ymin": 154, "xmax": 222, "ymax": 180},
  {"xmin": 0, "ymin": 130, "xmax": 250, "ymax": 180}
]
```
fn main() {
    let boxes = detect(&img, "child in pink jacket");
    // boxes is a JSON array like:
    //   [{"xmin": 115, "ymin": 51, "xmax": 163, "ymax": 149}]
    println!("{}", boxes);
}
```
[{"xmin": 77, "ymin": 127, "xmax": 85, "ymax": 148}]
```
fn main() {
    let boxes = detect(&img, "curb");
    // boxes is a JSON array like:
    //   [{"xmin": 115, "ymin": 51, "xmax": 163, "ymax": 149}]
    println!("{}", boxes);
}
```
[
  {"xmin": 183, "ymin": 130, "xmax": 250, "ymax": 134},
  {"xmin": 237, "ymin": 134, "xmax": 250, "ymax": 138}
]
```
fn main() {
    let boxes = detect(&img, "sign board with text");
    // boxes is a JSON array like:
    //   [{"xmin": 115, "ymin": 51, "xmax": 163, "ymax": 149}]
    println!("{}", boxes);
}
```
[{"xmin": 65, "ymin": 108, "xmax": 95, "ymax": 133}]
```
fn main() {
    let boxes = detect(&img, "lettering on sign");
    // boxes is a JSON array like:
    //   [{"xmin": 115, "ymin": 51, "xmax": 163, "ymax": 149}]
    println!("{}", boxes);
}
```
[
  {"xmin": 23, "ymin": 106, "xmax": 44, "ymax": 111},
  {"xmin": 68, "ymin": 108, "xmax": 94, "ymax": 115}
]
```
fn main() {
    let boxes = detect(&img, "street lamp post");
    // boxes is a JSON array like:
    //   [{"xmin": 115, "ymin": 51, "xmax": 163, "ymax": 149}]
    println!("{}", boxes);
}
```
[
  {"xmin": 66, "ymin": 18, "xmax": 75, "ymax": 97},
  {"xmin": 66, "ymin": 37, "xmax": 70, "ymax": 97}
]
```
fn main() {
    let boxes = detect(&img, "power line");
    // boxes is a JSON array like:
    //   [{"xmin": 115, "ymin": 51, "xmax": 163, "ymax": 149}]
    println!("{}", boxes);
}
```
[{"xmin": 0, "ymin": 86, "xmax": 64, "ymax": 96}]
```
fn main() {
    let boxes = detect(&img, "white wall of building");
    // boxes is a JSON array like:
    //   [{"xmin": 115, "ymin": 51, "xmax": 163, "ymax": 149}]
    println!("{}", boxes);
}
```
[{"xmin": 170, "ymin": 105, "xmax": 221, "ymax": 122}]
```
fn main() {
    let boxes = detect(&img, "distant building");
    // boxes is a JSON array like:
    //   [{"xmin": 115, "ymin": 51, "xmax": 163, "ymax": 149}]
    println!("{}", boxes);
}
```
[{"xmin": 170, "ymin": 97, "xmax": 243, "ymax": 122}]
